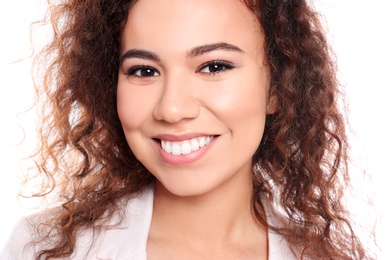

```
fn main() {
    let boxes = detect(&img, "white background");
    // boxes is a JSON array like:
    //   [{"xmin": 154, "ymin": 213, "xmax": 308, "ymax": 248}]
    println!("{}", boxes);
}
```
[{"xmin": 1, "ymin": 0, "xmax": 389, "ymax": 257}]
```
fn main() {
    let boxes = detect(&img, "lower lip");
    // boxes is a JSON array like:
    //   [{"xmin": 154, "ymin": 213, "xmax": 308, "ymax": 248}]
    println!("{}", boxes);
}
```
[{"xmin": 155, "ymin": 137, "xmax": 217, "ymax": 166}]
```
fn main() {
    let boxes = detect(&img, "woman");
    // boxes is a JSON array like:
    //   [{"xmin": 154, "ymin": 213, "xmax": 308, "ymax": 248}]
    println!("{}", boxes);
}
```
[{"xmin": 1, "ymin": 0, "xmax": 369, "ymax": 259}]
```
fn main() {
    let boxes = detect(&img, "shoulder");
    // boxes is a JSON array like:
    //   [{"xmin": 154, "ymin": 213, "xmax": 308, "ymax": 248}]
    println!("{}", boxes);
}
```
[
  {"xmin": 261, "ymin": 194, "xmax": 297, "ymax": 260},
  {"xmin": 93, "ymin": 186, "xmax": 154, "ymax": 259},
  {"xmin": 0, "ymin": 214, "xmax": 42, "ymax": 259},
  {"xmin": 0, "ymin": 211, "xmax": 95, "ymax": 259},
  {"xmin": 268, "ymin": 229, "xmax": 296, "ymax": 260},
  {"xmin": 0, "ymin": 186, "xmax": 154, "ymax": 260}
]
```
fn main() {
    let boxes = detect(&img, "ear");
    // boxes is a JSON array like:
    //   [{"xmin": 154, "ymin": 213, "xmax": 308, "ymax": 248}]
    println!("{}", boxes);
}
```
[{"xmin": 266, "ymin": 93, "xmax": 278, "ymax": 115}]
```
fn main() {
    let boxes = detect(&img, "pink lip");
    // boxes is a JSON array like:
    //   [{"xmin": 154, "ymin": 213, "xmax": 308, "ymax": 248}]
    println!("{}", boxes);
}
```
[{"xmin": 152, "ymin": 134, "xmax": 218, "ymax": 166}]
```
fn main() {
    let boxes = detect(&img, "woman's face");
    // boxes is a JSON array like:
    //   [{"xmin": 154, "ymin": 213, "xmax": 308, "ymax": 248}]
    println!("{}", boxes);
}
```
[{"xmin": 117, "ymin": 0, "xmax": 271, "ymax": 196}]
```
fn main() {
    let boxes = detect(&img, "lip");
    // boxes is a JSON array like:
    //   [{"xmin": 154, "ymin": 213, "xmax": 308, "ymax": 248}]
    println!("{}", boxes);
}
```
[{"xmin": 152, "ymin": 133, "xmax": 218, "ymax": 166}]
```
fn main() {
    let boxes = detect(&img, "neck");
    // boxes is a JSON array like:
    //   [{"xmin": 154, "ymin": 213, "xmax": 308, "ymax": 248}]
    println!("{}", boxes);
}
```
[{"xmin": 148, "ymin": 167, "xmax": 268, "ymax": 258}]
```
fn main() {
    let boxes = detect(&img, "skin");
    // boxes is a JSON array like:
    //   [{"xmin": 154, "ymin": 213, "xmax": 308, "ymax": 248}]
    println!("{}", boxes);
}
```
[{"xmin": 117, "ymin": 0, "xmax": 271, "ymax": 258}]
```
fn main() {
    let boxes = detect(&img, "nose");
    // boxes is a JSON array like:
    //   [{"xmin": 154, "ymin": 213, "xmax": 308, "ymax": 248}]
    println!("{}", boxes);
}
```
[{"xmin": 153, "ymin": 73, "xmax": 200, "ymax": 123}]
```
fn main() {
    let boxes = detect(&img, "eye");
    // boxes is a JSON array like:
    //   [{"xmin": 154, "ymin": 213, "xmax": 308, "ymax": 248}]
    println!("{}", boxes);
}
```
[
  {"xmin": 198, "ymin": 61, "xmax": 235, "ymax": 74},
  {"xmin": 126, "ymin": 66, "xmax": 160, "ymax": 78}
]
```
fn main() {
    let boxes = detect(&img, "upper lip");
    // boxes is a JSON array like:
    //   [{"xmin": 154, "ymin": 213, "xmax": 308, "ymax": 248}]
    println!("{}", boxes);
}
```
[{"xmin": 153, "ymin": 133, "xmax": 216, "ymax": 142}]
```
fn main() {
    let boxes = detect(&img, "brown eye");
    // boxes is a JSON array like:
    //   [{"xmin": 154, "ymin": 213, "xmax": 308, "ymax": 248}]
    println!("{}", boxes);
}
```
[
  {"xmin": 126, "ymin": 66, "xmax": 160, "ymax": 77},
  {"xmin": 199, "ymin": 61, "xmax": 235, "ymax": 74}
]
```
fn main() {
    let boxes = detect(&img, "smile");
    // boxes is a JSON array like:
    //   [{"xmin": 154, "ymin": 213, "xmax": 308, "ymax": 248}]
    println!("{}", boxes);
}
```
[{"xmin": 161, "ymin": 136, "xmax": 214, "ymax": 156}]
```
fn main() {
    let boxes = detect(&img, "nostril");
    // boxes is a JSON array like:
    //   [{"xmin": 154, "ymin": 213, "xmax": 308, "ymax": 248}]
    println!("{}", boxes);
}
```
[{"xmin": 152, "ymin": 89, "xmax": 201, "ymax": 123}]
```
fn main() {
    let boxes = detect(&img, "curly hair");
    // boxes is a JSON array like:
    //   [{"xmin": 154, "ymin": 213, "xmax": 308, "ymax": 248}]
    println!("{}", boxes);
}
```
[{"xmin": 27, "ymin": 0, "xmax": 368, "ymax": 259}]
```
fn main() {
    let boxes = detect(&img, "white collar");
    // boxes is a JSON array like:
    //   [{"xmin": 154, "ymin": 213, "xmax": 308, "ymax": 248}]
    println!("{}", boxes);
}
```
[
  {"xmin": 96, "ymin": 187, "xmax": 154, "ymax": 260},
  {"xmin": 95, "ymin": 186, "xmax": 294, "ymax": 260}
]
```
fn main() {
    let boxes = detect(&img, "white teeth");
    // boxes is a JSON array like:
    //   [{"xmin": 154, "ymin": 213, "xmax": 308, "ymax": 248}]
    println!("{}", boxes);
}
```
[
  {"xmin": 163, "ymin": 141, "xmax": 172, "ymax": 153},
  {"xmin": 160, "ymin": 136, "xmax": 214, "ymax": 156},
  {"xmin": 199, "ymin": 137, "xmax": 206, "ymax": 147},
  {"xmin": 172, "ymin": 143, "xmax": 181, "ymax": 155},
  {"xmin": 190, "ymin": 139, "xmax": 199, "ymax": 151},
  {"xmin": 181, "ymin": 142, "xmax": 192, "ymax": 155}
]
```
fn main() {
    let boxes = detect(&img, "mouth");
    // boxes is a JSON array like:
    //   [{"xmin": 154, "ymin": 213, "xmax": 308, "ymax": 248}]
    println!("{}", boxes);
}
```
[{"xmin": 158, "ymin": 136, "xmax": 215, "ymax": 156}]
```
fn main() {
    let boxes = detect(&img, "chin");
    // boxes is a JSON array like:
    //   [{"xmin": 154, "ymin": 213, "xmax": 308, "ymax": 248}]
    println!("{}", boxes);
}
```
[{"xmin": 155, "ymin": 178, "xmax": 223, "ymax": 198}]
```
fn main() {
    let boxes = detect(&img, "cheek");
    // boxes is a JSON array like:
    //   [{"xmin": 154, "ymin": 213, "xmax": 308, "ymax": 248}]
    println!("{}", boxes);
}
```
[
  {"xmin": 207, "ymin": 74, "xmax": 268, "ymax": 124},
  {"xmin": 116, "ymin": 84, "xmax": 157, "ymax": 161},
  {"xmin": 117, "ymin": 91, "xmax": 137, "ymax": 130},
  {"xmin": 116, "ymin": 83, "xmax": 155, "ymax": 131}
]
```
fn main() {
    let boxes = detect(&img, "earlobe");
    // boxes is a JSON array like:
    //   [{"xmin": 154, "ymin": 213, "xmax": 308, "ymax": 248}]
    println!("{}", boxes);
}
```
[{"xmin": 266, "ymin": 94, "xmax": 278, "ymax": 115}]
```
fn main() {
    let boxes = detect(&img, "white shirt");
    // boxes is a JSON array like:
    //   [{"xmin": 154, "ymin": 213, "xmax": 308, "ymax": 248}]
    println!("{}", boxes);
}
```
[{"xmin": 1, "ymin": 187, "xmax": 295, "ymax": 259}]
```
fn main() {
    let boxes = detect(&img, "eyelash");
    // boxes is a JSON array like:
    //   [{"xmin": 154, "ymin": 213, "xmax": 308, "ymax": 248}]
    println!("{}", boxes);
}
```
[
  {"xmin": 124, "ymin": 60, "xmax": 235, "ymax": 78},
  {"xmin": 125, "ymin": 65, "xmax": 160, "ymax": 78},
  {"xmin": 197, "ymin": 60, "xmax": 235, "ymax": 75}
]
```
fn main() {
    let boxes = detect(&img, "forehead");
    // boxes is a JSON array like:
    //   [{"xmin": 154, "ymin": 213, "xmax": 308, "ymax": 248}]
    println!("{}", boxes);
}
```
[{"xmin": 121, "ymin": 0, "xmax": 263, "ymax": 54}]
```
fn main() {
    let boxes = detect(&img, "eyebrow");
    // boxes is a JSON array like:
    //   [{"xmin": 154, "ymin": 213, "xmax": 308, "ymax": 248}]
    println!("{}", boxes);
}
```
[
  {"xmin": 119, "ymin": 42, "xmax": 244, "ymax": 64},
  {"xmin": 187, "ymin": 42, "xmax": 244, "ymax": 57},
  {"xmin": 119, "ymin": 49, "xmax": 160, "ymax": 63}
]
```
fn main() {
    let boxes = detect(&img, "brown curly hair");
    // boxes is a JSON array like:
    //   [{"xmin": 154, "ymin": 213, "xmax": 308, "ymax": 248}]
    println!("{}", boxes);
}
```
[{"xmin": 27, "ymin": 0, "xmax": 368, "ymax": 259}]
